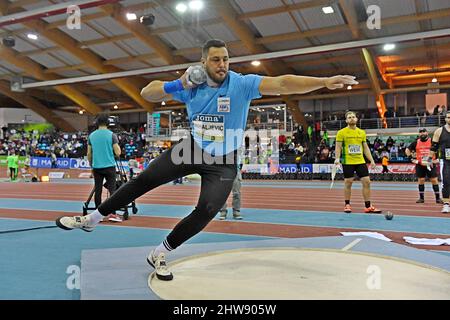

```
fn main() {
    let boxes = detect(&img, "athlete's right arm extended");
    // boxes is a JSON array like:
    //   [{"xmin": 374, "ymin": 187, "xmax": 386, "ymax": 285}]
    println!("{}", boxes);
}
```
[{"xmin": 430, "ymin": 128, "xmax": 442, "ymax": 159}]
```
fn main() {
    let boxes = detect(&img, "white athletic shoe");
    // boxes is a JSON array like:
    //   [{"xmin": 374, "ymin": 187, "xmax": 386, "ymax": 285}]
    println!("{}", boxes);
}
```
[
  {"xmin": 55, "ymin": 215, "xmax": 95, "ymax": 232},
  {"xmin": 233, "ymin": 211, "xmax": 243, "ymax": 220},
  {"xmin": 442, "ymin": 204, "xmax": 450, "ymax": 214},
  {"xmin": 146, "ymin": 251, "xmax": 173, "ymax": 281},
  {"xmin": 219, "ymin": 210, "xmax": 227, "ymax": 220}
]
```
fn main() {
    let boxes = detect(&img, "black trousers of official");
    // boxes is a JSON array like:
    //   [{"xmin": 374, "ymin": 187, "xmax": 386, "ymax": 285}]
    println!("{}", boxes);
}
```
[
  {"xmin": 9, "ymin": 167, "xmax": 16, "ymax": 180},
  {"xmin": 97, "ymin": 137, "xmax": 237, "ymax": 250},
  {"xmin": 442, "ymin": 161, "xmax": 450, "ymax": 199},
  {"xmin": 93, "ymin": 166, "xmax": 117, "ymax": 208}
]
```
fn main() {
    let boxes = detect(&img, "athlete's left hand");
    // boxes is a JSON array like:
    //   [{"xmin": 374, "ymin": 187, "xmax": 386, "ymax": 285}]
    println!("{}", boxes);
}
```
[
  {"xmin": 370, "ymin": 161, "xmax": 376, "ymax": 170},
  {"xmin": 325, "ymin": 75, "xmax": 359, "ymax": 90}
]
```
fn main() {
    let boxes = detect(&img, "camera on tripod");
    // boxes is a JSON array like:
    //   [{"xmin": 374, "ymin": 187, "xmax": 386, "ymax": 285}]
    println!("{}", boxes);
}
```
[{"xmin": 107, "ymin": 116, "xmax": 119, "ymax": 128}]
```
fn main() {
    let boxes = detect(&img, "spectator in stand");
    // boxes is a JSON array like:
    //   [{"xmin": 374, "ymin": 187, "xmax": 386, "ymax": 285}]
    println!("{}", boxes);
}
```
[
  {"xmin": 128, "ymin": 156, "xmax": 139, "ymax": 179},
  {"xmin": 51, "ymin": 151, "xmax": 58, "ymax": 168},
  {"xmin": 295, "ymin": 155, "xmax": 302, "ymax": 170},
  {"xmin": 421, "ymin": 112, "xmax": 427, "ymax": 127},
  {"xmin": 319, "ymin": 145, "xmax": 331, "ymax": 163},
  {"xmin": 389, "ymin": 144, "xmax": 398, "ymax": 160},
  {"xmin": 386, "ymin": 136, "xmax": 394, "ymax": 147},
  {"xmin": 323, "ymin": 129, "xmax": 329, "ymax": 145},
  {"xmin": 294, "ymin": 125, "xmax": 304, "ymax": 145},
  {"xmin": 373, "ymin": 149, "xmax": 381, "ymax": 163},
  {"xmin": 380, "ymin": 148, "xmax": 389, "ymax": 161},
  {"xmin": 287, "ymin": 137, "xmax": 295, "ymax": 154},
  {"xmin": 433, "ymin": 105, "xmax": 440, "ymax": 115},
  {"xmin": 314, "ymin": 121, "xmax": 321, "ymax": 141},
  {"xmin": 295, "ymin": 144, "xmax": 304, "ymax": 156},
  {"xmin": 373, "ymin": 137, "xmax": 381, "ymax": 151},
  {"xmin": 378, "ymin": 142, "xmax": 385, "ymax": 154},
  {"xmin": 278, "ymin": 134, "xmax": 286, "ymax": 150},
  {"xmin": 307, "ymin": 125, "xmax": 313, "ymax": 142},
  {"xmin": 398, "ymin": 142, "xmax": 406, "ymax": 158},
  {"xmin": 385, "ymin": 109, "xmax": 394, "ymax": 128}
]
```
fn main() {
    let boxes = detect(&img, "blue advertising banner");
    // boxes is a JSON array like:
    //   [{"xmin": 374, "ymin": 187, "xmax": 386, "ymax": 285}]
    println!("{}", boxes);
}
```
[
  {"xmin": 278, "ymin": 164, "xmax": 313, "ymax": 173},
  {"xmin": 30, "ymin": 157, "xmax": 71, "ymax": 169},
  {"xmin": 30, "ymin": 157, "xmax": 131, "ymax": 171},
  {"xmin": 242, "ymin": 163, "xmax": 313, "ymax": 174},
  {"xmin": 69, "ymin": 158, "xmax": 91, "ymax": 169},
  {"xmin": 29, "ymin": 157, "xmax": 316, "ymax": 174}
]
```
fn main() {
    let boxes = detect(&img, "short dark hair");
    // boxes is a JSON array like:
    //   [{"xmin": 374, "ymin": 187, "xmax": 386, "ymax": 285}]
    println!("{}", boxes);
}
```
[
  {"xmin": 202, "ymin": 39, "xmax": 227, "ymax": 58},
  {"xmin": 96, "ymin": 114, "xmax": 110, "ymax": 126},
  {"xmin": 345, "ymin": 111, "xmax": 356, "ymax": 118}
]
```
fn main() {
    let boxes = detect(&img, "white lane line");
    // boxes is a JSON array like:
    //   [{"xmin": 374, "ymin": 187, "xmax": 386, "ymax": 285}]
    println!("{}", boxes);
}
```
[{"xmin": 341, "ymin": 238, "xmax": 362, "ymax": 251}]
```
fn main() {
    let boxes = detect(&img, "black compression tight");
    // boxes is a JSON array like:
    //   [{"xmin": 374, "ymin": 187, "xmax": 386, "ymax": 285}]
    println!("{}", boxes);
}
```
[{"xmin": 97, "ymin": 137, "xmax": 237, "ymax": 249}]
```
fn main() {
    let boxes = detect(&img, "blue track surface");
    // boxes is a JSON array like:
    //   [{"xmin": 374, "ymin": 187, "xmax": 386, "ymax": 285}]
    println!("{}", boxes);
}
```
[
  {"xmin": 0, "ymin": 218, "xmax": 271, "ymax": 299},
  {"xmin": 1, "ymin": 180, "xmax": 449, "ymax": 299},
  {"xmin": 0, "ymin": 198, "xmax": 449, "ymax": 235}
]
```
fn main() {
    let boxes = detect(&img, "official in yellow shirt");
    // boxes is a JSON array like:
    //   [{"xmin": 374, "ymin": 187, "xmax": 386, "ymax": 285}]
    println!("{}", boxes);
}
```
[{"xmin": 334, "ymin": 111, "xmax": 382, "ymax": 214}]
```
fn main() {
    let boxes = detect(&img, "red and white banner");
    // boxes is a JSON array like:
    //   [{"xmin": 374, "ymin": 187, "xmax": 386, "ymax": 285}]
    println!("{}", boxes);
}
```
[{"xmin": 370, "ymin": 164, "xmax": 416, "ymax": 174}]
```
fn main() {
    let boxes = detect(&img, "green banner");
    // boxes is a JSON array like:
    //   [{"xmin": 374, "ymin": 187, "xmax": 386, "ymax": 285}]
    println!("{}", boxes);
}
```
[{"xmin": 22, "ymin": 123, "xmax": 54, "ymax": 133}]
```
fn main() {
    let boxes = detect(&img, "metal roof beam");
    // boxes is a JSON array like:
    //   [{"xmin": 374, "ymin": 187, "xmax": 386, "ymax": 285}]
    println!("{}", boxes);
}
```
[
  {"xmin": 21, "ymin": 28, "xmax": 450, "ymax": 88},
  {"xmin": 338, "ymin": 0, "xmax": 360, "ymax": 39},
  {"xmin": 0, "ymin": 80, "xmax": 76, "ymax": 131}
]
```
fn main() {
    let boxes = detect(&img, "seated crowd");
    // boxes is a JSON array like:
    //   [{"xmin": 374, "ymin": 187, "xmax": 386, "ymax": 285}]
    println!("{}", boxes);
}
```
[
  {"xmin": 0, "ymin": 125, "xmax": 423, "ymax": 167},
  {"xmin": 0, "ymin": 129, "xmax": 150, "ymax": 160}
]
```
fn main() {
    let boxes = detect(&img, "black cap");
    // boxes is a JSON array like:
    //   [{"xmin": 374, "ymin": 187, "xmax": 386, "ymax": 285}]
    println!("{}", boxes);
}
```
[
  {"xmin": 95, "ymin": 114, "xmax": 110, "ymax": 126},
  {"xmin": 419, "ymin": 128, "xmax": 427, "ymax": 132}
]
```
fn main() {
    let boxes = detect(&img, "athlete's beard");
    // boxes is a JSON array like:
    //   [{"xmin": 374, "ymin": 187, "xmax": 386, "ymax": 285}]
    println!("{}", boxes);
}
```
[{"xmin": 205, "ymin": 67, "xmax": 227, "ymax": 87}]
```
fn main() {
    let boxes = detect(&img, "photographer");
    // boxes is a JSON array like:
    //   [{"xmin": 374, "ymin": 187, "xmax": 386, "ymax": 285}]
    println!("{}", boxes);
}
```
[{"xmin": 87, "ymin": 114, "xmax": 121, "ymax": 220}]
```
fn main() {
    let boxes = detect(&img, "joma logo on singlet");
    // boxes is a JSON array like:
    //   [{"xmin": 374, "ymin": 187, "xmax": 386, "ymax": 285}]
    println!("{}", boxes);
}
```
[{"xmin": 195, "ymin": 115, "xmax": 220, "ymax": 122}]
